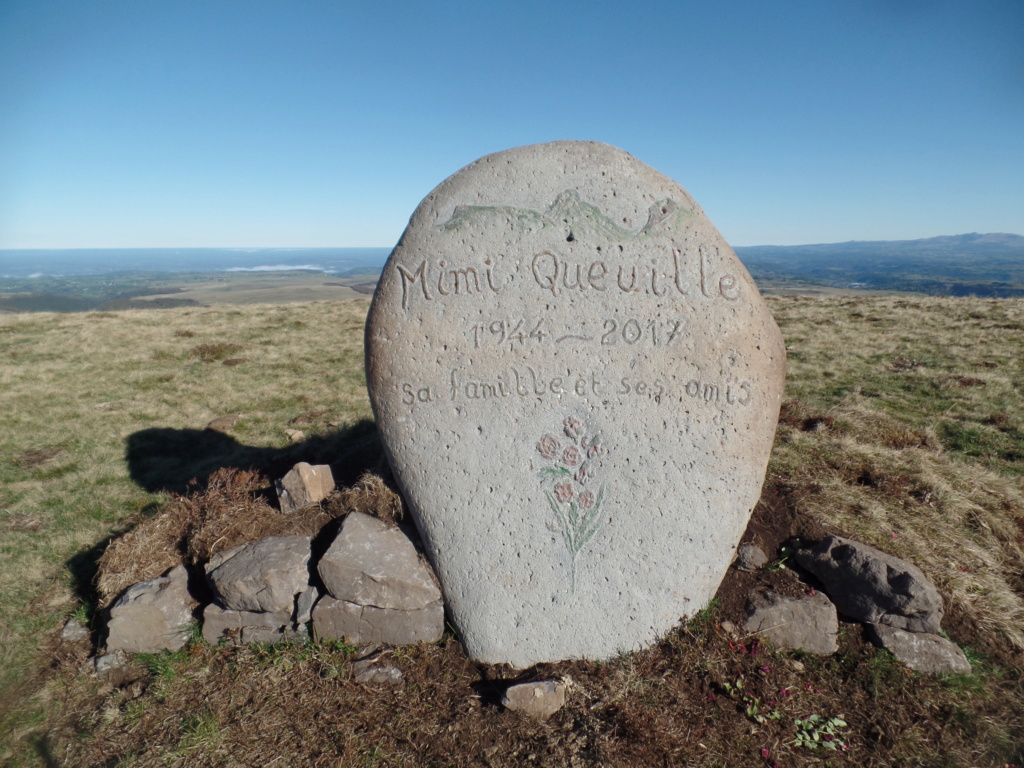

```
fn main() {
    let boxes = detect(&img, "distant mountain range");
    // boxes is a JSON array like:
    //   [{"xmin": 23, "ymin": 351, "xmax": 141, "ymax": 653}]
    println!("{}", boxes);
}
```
[{"xmin": 734, "ymin": 233, "xmax": 1024, "ymax": 296}]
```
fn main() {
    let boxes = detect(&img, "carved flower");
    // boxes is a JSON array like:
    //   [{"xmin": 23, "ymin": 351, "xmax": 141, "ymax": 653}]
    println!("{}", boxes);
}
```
[
  {"xmin": 562, "ymin": 446, "xmax": 582, "ymax": 467},
  {"xmin": 579, "ymin": 490, "xmax": 596, "ymax": 509},
  {"xmin": 563, "ymin": 417, "xmax": 584, "ymax": 442},
  {"xmin": 582, "ymin": 435, "xmax": 603, "ymax": 458},
  {"xmin": 537, "ymin": 434, "xmax": 560, "ymax": 459},
  {"xmin": 554, "ymin": 482, "xmax": 574, "ymax": 503},
  {"xmin": 574, "ymin": 463, "xmax": 594, "ymax": 485}
]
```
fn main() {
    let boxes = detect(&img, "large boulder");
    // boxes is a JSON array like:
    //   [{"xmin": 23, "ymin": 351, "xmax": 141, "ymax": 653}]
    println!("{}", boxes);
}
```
[
  {"xmin": 205, "ymin": 535, "xmax": 312, "ymax": 613},
  {"xmin": 795, "ymin": 535, "xmax": 944, "ymax": 633},
  {"xmin": 744, "ymin": 591, "xmax": 839, "ymax": 656},
  {"xmin": 106, "ymin": 565, "xmax": 195, "ymax": 653},
  {"xmin": 365, "ymin": 140, "xmax": 786, "ymax": 666}
]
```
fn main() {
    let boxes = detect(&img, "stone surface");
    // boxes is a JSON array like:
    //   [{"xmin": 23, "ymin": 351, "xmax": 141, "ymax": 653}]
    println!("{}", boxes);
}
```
[
  {"xmin": 502, "ymin": 681, "xmax": 567, "ymax": 720},
  {"xmin": 365, "ymin": 140, "xmax": 786, "ymax": 666},
  {"xmin": 205, "ymin": 536, "xmax": 311, "ymax": 613},
  {"xmin": 311, "ymin": 595, "xmax": 444, "ymax": 645},
  {"xmin": 744, "ymin": 591, "xmax": 839, "ymax": 656},
  {"xmin": 795, "ymin": 535, "xmax": 944, "ymax": 633},
  {"xmin": 61, "ymin": 618, "xmax": 89, "ymax": 643},
  {"xmin": 868, "ymin": 624, "xmax": 972, "ymax": 674},
  {"xmin": 106, "ymin": 565, "xmax": 195, "ymax": 654},
  {"xmin": 296, "ymin": 586, "xmax": 319, "ymax": 625},
  {"xmin": 352, "ymin": 660, "xmax": 404, "ymax": 685},
  {"xmin": 201, "ymin": 603, "xmax": 293, "ymax": 644},
  {"xmin": 276, "ymin": 462, "xmax": 335, "ymax": 514},
  {"xmin": 735, "ymin": 543, "xmax": 768, "ymax": 571},
  {"xmin": 93, "ymin": 651, "xmax": 129, "ymax": 678},
  {"xmin": 318, "ymin": 512, "xmax": 441, "ymax": 610}
]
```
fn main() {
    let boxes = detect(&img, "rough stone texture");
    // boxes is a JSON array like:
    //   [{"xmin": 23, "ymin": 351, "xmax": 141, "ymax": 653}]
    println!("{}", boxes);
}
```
[
  {"xmin": 201, "ymin": 603, "xmax": 293, "ymax": 644},
  {"xmin": 365, "ymin": 141, "xmax": 786, "ymax": 666},
  {"xmin": 106, "ymin": 565, "xmax": 195, "ymax": 654},
  {"xmin": 311, "ymin": 595, "xmax": 444, "ymax": 645},
  {"xmin": 735, "ymin": 543, "xmax": 768, "ymax": 571},
  {"xmin": 868, "ymin": 624, "xmax": 972, "ymax": 674},
  {"xmin": 276, "ymin": 462, "xmax": 335, "ymax": 514},
  {"xmin": 296, "ymin": 586, "xmax": 319, "ymax": 625},
  {"xmin": 795, "ymin": 535, "xmax": 944, "ymax": 633},
  {"xmin": 61, "ymin": 618, "xmax": 89, "ymax": 643},
  {"xmin": 502, "ymin": 681, "xmax": 567, "ymax": 720},
  {"xmin": 205, "ymin": 535, "xmax": 311, "ymax": 613},
  {"xmin": 318, "ymin": 512, "xmax": 441, "ymax": 610},
  {"xmin": 744, "ymin": 591, "xmax": 839, "ymax": 656},
  {"xmin": 352, "ymin": 660, "xmax": 404, "ymax": 685},
  {"xmin": 93, "ymin": 651, "xmax": 129, "ymax": 678}
]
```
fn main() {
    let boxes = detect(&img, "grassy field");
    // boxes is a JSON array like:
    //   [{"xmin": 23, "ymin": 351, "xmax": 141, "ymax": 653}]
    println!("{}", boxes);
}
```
[{"xmin": 1, "ymin": 295, "xmax": 1022, "ymax": 766}]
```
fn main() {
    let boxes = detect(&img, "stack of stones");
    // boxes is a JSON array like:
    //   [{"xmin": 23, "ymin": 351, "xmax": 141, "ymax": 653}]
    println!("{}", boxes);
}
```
[
  {"xmin": 202, "ymin": 535, "xmax": 316, "ymax": 644},
  {"xmin": 311, "ymin": 512, "xmax": 444, "ymax": 645}
]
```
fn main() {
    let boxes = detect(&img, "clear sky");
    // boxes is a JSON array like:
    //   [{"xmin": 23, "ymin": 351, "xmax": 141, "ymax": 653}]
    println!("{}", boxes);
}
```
[{"xmin": 1, "ymin": 0, "xmax": 1022, "ymax": 249}]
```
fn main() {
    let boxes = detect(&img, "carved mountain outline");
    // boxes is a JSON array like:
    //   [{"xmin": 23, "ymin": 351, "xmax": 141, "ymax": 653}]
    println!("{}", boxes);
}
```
[{"xmin": 441, "ymin": 189, "xmax": 690, "ymax": 242}]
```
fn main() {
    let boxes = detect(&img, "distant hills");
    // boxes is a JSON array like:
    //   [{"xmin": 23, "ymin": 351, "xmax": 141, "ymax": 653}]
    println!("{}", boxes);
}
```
[
  {"xmin": 735, "ymin": 233, "xmax": 1024, "ymax": 297},
  {"xmin": 2, "ymin": 234, "xmax": 1023, "ymax": 312}
]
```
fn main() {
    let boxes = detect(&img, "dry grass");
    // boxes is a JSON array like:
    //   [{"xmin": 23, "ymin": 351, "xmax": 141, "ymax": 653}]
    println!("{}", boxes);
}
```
[{"xmin": 1, "ymin": 294, "xmax": 1023, "ymax": 767}]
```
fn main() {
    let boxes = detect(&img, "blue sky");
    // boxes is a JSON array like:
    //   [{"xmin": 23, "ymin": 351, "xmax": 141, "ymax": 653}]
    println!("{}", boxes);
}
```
[{"xmin": 1, "ymin": 0, "xmax": 1022, "ymax": 249}]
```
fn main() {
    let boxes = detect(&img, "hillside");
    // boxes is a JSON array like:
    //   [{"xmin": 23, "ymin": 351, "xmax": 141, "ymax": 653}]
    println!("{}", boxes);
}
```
[
  {"xmin": 0, "ymin": 296, "xmax": 1022, "ymax": 766},
  {"xmin": 737, "ymin": 233, "xmax": 1024, "ymax": 296}
]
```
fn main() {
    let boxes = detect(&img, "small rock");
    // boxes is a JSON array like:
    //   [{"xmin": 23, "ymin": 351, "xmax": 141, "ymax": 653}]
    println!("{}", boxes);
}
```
[
  {"xmin": 868, "ymin": 624, "xmax": 972, "ymax": 674},
  {"xmin": 735, "ymin": 543, "xmax": 768, "ymax": 572},
  {"xmin": 275, "ymin": 462, "xmax": 335, "ymax": 513},
  {"xmin": 788, "ymin": 659, "xmax": 806, "ymax": 672},
  {"xmin": 206, "ymin": 414, "xmax": 240, "ymax": 432},
  {"xmin": 106, "ymin": 565, "xmax": 195, "ymax": 654},
  {"xmin": 502, "ymin": 681, "xmax": 567, "ymax": 720},
  {"xmin": 744, "ymin": 591, "xmax": 839, "ymax": 656},
  {"xmin": 719, "ymin": 620, "xmax": 737, "ymax": 635},
  {"xmin": 295, "ymin": 587, "xmax": 319, "ymax": 625},
  {"xmin": 205, "ymin": 535, "xmax": 312, "ymax": 613},
  {"xmin": 352, "ymin": 660, "xmax": 404, "ymax": 685},
  {"xmin": 61, "ymin": 618, "xmax": 89, "ymax": 643},
  {"xmin": 318, "ymin": 512, "xmax": 440, "ymax": 610},
  {"xmin": 94, "ymin": 651, "xmax": 129, "ymax": 678},
  {"xmin": 796, "ymin": 535, "xmax": 944, "ymax": 633},
  {"xmin": 312, "ymin": 595, "xmax": 444, "ymax": 646},
  {"xmin": 284, "ymin": 428, "xmax": 305, "ymax": 443}
]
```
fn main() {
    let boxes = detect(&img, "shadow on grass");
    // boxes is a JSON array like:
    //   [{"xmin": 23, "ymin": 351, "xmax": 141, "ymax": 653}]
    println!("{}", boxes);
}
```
[{"xmin": 124, "ymin": 418, "xmax": 383, "ymax": 495}]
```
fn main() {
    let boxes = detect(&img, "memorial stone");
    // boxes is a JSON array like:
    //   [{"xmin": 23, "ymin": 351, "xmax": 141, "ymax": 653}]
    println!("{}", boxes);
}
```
[{"xmin": 366, "ymin": 141, "xmax": 786, "ymax": 666}]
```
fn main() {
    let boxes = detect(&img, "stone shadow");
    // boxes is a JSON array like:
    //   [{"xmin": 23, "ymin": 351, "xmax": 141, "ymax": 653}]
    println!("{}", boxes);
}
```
[{"xmin": 124, "ymin": 418, "xmax": 383, "ymax": 495}]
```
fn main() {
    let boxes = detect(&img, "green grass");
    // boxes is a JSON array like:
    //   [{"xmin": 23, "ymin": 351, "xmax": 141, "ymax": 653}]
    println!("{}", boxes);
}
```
[{"xmin": 1, "ymin": 294, "xmax": 1023, "ymax": 767}]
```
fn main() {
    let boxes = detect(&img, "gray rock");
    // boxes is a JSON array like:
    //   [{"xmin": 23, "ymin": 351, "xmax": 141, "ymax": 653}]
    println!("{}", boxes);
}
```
[
  {"xmin": 206, "ymin": 414, "xmax": 239, "ymax": 433},
  {"xmin": 795, "ymin": 535, "xmax": 944, "ymax": 633},
  {"xmin": 93, "ymin": 650, "xmax": 129, "ymax": 678},
  {"xmin": 352, "ymin": 660, "xmax": 404, "ymax": 685},
  {"xmin": 106, "ymin": 565, "xmax": 195, "ymax": 654},
  {"xmin": 868, "ymin": 624, "xmax": 972, "ymax": 674},
  {"xmin": 201, "ymin": 603, "xmax": 292, "ymax": 644},
  {"xmin": 276, "ymin": 462, "xmax": 335, "ymax": 513},
  {"xmin": 312, "ymin": 595, "xmax": 444, "ymax": 646},
  {"xmin": 365, "ymin": 141, "xmax": 786, "ymax": 666},
  {"xmin": 735, "ymin": 543, "xmax": 768, "ymax": 571},
  {"xmin": 502, "ymin": 681, "xmax": 567, "ymax": 720},
  {"xmin": 744, "ymin": 591, "xmax": 839, "ymax": 656},
  {"xmin": 295, "ymin": 586, "xmax": 319, "ymax": 625},
  {"xmin": 318, "ymin": 512, "xmax": 441, "ymax": 610},
  {"xmin": 205, "ymin": 535, "xmax": 311, "ymax": 613},
  {"xmin": 61, "ymin": 618, "xmax": 89, "ymax": 643}
]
